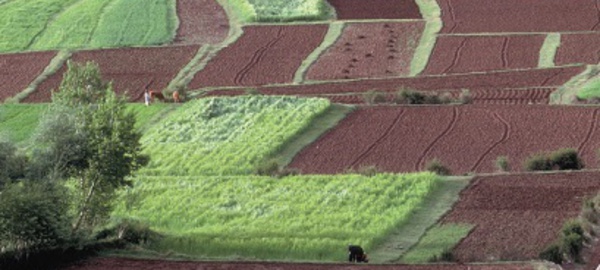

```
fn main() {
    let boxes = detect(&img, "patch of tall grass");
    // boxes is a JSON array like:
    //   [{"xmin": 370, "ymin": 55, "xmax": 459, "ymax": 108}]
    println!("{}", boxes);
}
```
[
  {"xmin": 139, "ymin": 96, "xmax": 331, "ymax": 176},
  {"xmin": 0, "ymin": 0, "xmax": 78, "ymax": 52},
  {"xmin": 401, "ymin": 224, "xmax": 473, "ymax": 263},
  {"xmin": 576, "ymin": 76, "xmax": 600, "ymax": 100},
  {"xmin": 113, "ymin": 172, "xmax": 440, "ymax": 261},
  {"xmin": 228, "ymin": 0, "xmax": 331, "ymax": 22}
]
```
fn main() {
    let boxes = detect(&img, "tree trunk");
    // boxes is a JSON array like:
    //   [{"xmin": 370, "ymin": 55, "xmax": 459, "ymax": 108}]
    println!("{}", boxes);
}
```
[{"xmin": 72, "ymin": 178, "xmax": 97, "ymax": 232}]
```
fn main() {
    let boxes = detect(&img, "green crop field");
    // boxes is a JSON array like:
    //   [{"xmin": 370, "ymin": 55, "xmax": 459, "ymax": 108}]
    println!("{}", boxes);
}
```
[
  {"xmin": 227, "ymin": 0, "xmax": 332, "ymax": 22},
  {"xmin": 0, "ymin": 0, "xmax": 176, "ymax": 52},
  {"xmin": 576, "ymin": 76, "xmax": 600, "ymax": 100},
  {"xmin": 139, "ymin": 96, "xmax": 331, "ymax": 176},
  {"xmin": 0, "ymin": 104, "xmax": 48, "ymax": 144},
  {"xmin": 113, "ymin": 173, "xmax": 440, "ymax": 261},
  {"xmin": 401, "ymin": 224, "xmax": 473, "ymax": 263}
]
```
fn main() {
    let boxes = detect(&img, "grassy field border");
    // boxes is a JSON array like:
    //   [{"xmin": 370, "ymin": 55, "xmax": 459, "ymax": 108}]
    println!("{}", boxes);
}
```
[
  {"xmin": 549, "ymin": 65, "xmax": 598, "ymax": 104},
  {"xmin": 369, "ymin": 176, "xmax": 471, "ymax": 263},
  {"xmin": 410, "ymin": 0, "xmax": 442, "ymax": 76},
  {"xmin": 166, "ymin": 45, "xmax": 210, "ymax": 93},
  {"xmin": 400, "ymin": 223, "xmax": 474, "ymax": 263},
  {"xmin": 538, "ymin": 33, "xmax": 560, "ymax": 68},
  {"xmin": 7, "ymin": 50, "xmax": 72, "ymax": 103},
  {"xmin": 293, "ymin": 22, "xmax": 345, "ymax": 84}
]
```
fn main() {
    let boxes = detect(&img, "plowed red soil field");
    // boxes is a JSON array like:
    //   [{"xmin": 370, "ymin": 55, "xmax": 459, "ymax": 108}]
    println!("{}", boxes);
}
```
[
  {"xmin": 23, "ymin": 45, "xmax": 199, "ymax": 103},
  {"xmin": 204, "ymin": 66, "xmax": 583, "ymax": 98},
  {"xmin": 189, "ymin": 25, "xmax": 327, "ymax": 88},
  {"xmin": 423, "ymin": 35, "xmax": 545, "ymax": 75},
  {"xmin": 173, "ymin": 0, "xmax": 229, "ymax": 45},
  {"xmin": 0, "ymin": 51, "xmax": 56, "ymax": 102},
  {"xmin": 555, "ymin": 33, "xmax": 600, "ymax": 66},
  {"xmin": 438, "ymin": 0, "xmax": 600, "ymax": 33},
  {"xmin": 288, "ymin": 105, "xmax": 600, "ymax": 175},
  {"xmin": 306, "ymin": 22, "xmax": 425, "ymax": 81},
  {"xmin": 63, "ymin": 257, "xmax": 534, "ymax": 270},
  {"xmin": 443, "ymin": 172, "xmax": 600, "ymax": 261},
  {"xmin": 327, "ymin": 0, "xmax": 422, "ymax": 20}
]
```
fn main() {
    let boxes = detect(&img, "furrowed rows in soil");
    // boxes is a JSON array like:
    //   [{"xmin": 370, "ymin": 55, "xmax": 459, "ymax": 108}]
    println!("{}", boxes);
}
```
[
  {"xmin": 188, "ymin": 25, "xmax": 328, "ymax": 88},
  {"xmin": 0, "ymin": 51, "xmax": 56, "ymax": 102},
  {"xmin": 173, "ymin": 0, "xmax": 229, "ymax": 45},
  {"xmin": 306, "ymin": 22, "xmax": 425, "ymax": 81},
  {"xmin": 423, "ymin": 35, "xmax": 545, "ymax": 75},
  {"xmin": 327, "ymin": 0, "xmax": 422, "ymax": 20},
  {"xmin": 555, "ymin": 33, "xmax": 600, "ymax": 66},
  {"xmin": 438, "ymin": 0, "xmax": 600, "ymax": 33},
  {"xmin": 443, "ymin": 172, "xmax": 600, "ymax": 261},
  {"xmin": 23, "ymin": 45, "xmax": 199, "ymax": 103},
  {"xmin": 288, "ymin": 105, "xmax": 600, "ymax": 175}
]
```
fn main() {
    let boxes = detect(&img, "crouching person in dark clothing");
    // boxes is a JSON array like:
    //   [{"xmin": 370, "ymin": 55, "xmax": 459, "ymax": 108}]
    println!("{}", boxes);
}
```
[{"xmin": 348, "ymin": 245, "xmax": 369, "ymax": 263}]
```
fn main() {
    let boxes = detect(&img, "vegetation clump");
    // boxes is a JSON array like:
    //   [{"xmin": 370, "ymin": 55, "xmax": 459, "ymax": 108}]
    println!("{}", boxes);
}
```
[
  {"xmin": 426, "ymin": 159, "xmax": 451, "ymax": 175},
  {"xmin": 524, "ymin": 148, "xmax": 583, "ymax": 171}
]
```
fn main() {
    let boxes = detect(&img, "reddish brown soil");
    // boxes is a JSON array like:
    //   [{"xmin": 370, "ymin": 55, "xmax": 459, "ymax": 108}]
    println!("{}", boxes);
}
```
[
  {"xmin": 327, "ymin": 0, "xmax": 422, "ymax": 20},
  {"xmin": 555, "ymin": 33, "xmax": 600, "ymax": 66},
  {"xmin": 306, "ymin": 22, "xmax": 425, "ymax": 81},
  {"xmin": 443, "ymin": 172, "xmax": 600, "ymax": 261},
  {"xmin": 288, "ymin": 105, "xmax": 600, "ymax": 175},
  {"xmin": 23, "ymin": 45, "xmax": 199, "ymax": 103},
  {"xmin": 203, "ymin": 66, "xmax": 584, "ymax": 97},
  {"xmin": 174, "ymin": 0, "xmax": 229, "ymax": 45},
  {"xmin": 423, "ymin": 35, "xmax": 545, "ymax": 75},
  {"xmin": 0, "ymin": 51, "xmax": 56, "ymax": 102},
  {"xmin": 189, "ymin": 25, "xmax": 328, "ymax": 88},
  {"xmin": 63, "ymin": 257, "xmax": 534, "ymax": 270},
  {"xmin": 438, "ymin": 0, "xmax": 600, "ymax": 33}
]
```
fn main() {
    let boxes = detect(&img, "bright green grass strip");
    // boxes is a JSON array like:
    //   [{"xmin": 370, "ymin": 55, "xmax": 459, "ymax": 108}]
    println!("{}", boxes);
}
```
[
  {"xmin": 30, "ymin": 0, "xmax": 114, "ymax": 50},
  {"xmin": 139, "ymin": 96, "xmax": 331, "ymax": 176},
  {"xmin": 369, "ymin": 177, "xmax": 471, "ymax": 263},
  {"xmin": 224, "ymin": 0, "xmax": 257, "ymax": 22},
  {"xmin": 0, "ymin": 0, "xmax": 79, "ymax": 52},
  {"xmin": 248, "ymin": 0, "xmax": 332, "ymax": 22},
  {"xmin": 294, "ymin": 22, "xmax": 345, "ymax": 84},
  {"xmin": 400, "ymin": 223, "xmax": 473, "ymax": 263},
  {"xmin": 410, "ymin": 0, "xmax": 442, "ymax": 76},
  {"xmin": 126, "ymin": 104, "xmax": 177, "ymax": 132},
  {"xmin": 113, "ymin": 172, "xmax": 439, "ymax": 261},
  {"xmin": 90, "ymin": 0, "xmax": 176, "ymax": 48},
  {"xmin": 538, "ymin": 33, "xmax": 561, "ymax": 68},
  {"xmin": 0, "ymin": 104, "xmax": 48, "ymax": 143},
  {"xmin": 575, "ymin": 75, "xmax": 600, "ymax": 100}
]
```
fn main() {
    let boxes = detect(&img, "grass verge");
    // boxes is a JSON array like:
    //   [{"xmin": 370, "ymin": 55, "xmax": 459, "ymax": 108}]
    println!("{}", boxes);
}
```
[
  {"xmin": 538, "ymin": 33, "xmax": 560, "ymax": 68},
  {"xmin": 410, "ymin": 0, "xmax": 442, "ymax": 76},
  {"xmin": 166, "ymin": 45, "xmax": 210, "ymax": 92},
  {"xmin": 369, "ymin": 176, "xmax": 471, "ymax": 263},
  {"xmin": 549, "ymin": 65, "xmax": 598, "ymax": 104},
  {"xmin": 293, "ymin": 22, "xmax": 345, "ymax": 84},
  {"xmin": 9, "ymin": 50, "xmax": 72, "ymax": 103},
  {"xmin": 400, "ymin": 223, "xmax": 473, "ymax": 263}
]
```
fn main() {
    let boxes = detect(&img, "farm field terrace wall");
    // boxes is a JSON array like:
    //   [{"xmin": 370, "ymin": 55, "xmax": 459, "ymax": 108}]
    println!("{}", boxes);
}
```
[
  {"xmin": 438, "ymin": 0, "xmax": 600, "ymax": 33},
  {"xmin": 288, "ymin": 105, "xmax": 600, "ymax": 175},
  {"xmin": 189, "ymin": 25, "xmax": 328, "ymax": 88},
  {"xmin": 423, "ymin": 35, "xmax": 545, "ymax": 75},
  {"xmin": 326, "ymin": 0, "xmax": 422, "ymax": 20},
  {"xmin": 64, "ymin": 257, "xmax": 536, "ymax": 270},
  {"xmin": 174, "ymin": 0, "xmax": 229, "ymax": 45},
  {"xmin": 139, "ymin": 96, "xmax": 330, "ymax": 176},
  {"xmin": 555, "ymin": 33, "xmax": 600, "ymax": 66},
  {"xmin": 0, "ymin": 51, "xmax": 56, "ymax": 102},
  {"xmin": 442, "ymin": 171, "xmax": 600, "ymax": 261},
  {"xmin": 112, "ymin": 173, "xmax": 439, "ymax": 261},
  {"xmin": 306, "ymin": 22, "xmax": 425, "ymax": 81},
  {"xmin": 24, "ymin": 45, "xmax": 199, "ymax": 103}
]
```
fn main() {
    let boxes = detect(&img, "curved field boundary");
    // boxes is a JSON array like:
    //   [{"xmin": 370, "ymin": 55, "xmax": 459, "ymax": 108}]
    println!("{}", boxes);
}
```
[
  {"xmin": 188, "ymin": 24, "xmax": 328, "ymax": 88},
  {"xmin": 538, "ymin": 33, "xmax": 560, "ymax": 68},
  {"xmin": 442, "ymin": 171, "xmax": 600, "ymax": 261},
  {"xmin": 23, "ymin": 45, "xmax": 199, "ymax": 103},
  {"xmin": 555, "ymin": 33, "xmax": 600, "ymax": 66},
  {"xmin": 306, "ymin": 21, "xmax": 425, "ymax": 81},
  {"xmin": 0, "ymin": 51, "xmax": 57, "ymax": 103},
  {"xmin": 327, "ymin": 0, "xmax": 422, "ymax": 20},
  {"xmin": 294, "ymin": 22, "xmax": 345, "ymax": 84},
  {"xmin": 438, "ymin": 0, "xmax": 600, "ymax": 33},
  {"xmin": 288, "ymin": 105, "xmax": 600, "ymax": 175},
  {"xmin": 423, "ymin": 35, "xmax": 546, "ymax": 75},
  {"xmin": 173, "ymin": 0, "xmax": 229, "ymax": 45}
]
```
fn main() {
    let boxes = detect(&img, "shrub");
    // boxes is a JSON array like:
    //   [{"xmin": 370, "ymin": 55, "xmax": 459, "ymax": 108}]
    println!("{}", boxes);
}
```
[
  {"xmin": 395, "ymin": 89, "xmax": 425, "ymax": 104},
  {"xmin": 495, "ymin": 156, "xmax": 509, "ymax": 172},
  {"xmin": 561, "ymin": 233, "xmax": 584, "ymax": 262},
  {"xmin": 539, "ymin": 244, "xmax": 563, "ymax": 264},
  {"xmin": 458, "ymin": 89, "xmax": 472, "ymax": 104},
  {"xmin": 363, "ymin": 90, "xmax": 387, "ymax": 104},
  {"xmin": 562, "ymin": 220, "xmax": 585, "ymax": 237},
  {"xmin": 523, "ymin": 154, "xmax": 552, "ymax": 171},
  {"xmin": 550, "ymin": 148, "xmax": 583, "ymax": 170},
  {"xmin": 255, "ymin": 159, "xmax": 280, "ymax": 176},
  {"xmin": 426, "ymin": 159, "xmax": 451, "ymax": 176},
  {"xmin": 356, "ymin": 165, "xmax": 380, "ymax": 177}
]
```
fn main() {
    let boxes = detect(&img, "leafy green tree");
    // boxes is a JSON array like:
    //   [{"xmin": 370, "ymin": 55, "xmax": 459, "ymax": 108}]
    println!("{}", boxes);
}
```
[
  {"xmin": 0, "ymin": 140, "xmax": 27, "ymax": 189},
  {"xmin": 36, "ymin": 61, "xmax": 148, "ymax": 232}
]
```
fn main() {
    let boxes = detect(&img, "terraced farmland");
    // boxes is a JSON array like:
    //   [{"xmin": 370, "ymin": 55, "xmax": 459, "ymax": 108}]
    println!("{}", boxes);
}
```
[{"xmin": 0, "ymin": 51, "xmax": 56, "ymax": 102}]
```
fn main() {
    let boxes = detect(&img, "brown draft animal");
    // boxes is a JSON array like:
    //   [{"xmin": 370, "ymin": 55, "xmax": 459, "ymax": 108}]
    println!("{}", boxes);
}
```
[
  {"xmin": 173, "ymin": 91, "xmax": 180, "ymax": 103},
  {"xmin": 149, "ymin": 90, "xmax": 165, "ymax": 102}
]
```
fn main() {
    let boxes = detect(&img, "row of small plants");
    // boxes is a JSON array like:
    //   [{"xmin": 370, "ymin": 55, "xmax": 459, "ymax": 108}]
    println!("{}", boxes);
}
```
[{"xmin": 363, "ymin": 88, "xmax": 473, "ymax": 105}]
